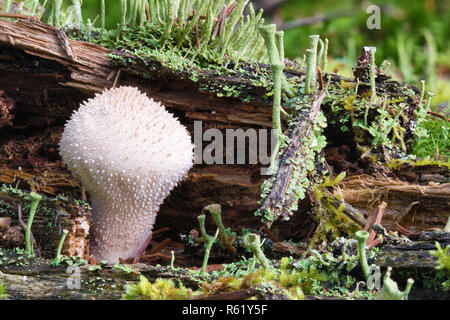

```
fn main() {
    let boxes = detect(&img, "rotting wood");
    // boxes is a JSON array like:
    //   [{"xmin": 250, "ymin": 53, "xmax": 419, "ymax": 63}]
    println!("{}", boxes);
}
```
[
  {"xmin": 338, "ymin": 175, "xmax": 450, "ymax": 232},
  {"xmin": 259, "ymin": 92, "xmax": 326, "ymax": 228}
]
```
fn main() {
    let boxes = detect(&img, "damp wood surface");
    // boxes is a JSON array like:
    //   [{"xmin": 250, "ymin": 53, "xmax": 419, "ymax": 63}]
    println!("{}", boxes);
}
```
[{"xmin": 0, "ymin": 17, "xmax": 449, "ymax": 264}]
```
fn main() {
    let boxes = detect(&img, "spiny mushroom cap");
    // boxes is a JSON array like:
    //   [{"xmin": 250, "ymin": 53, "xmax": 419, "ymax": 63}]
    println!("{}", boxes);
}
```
[{"xmin": 59, "ymin": 86, "xmax": 193, "ymax": 262}]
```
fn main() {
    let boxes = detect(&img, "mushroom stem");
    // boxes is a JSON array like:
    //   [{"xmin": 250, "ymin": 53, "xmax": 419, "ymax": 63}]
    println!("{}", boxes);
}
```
[{"xmin": 25, "ymin": 192, "xmax": 42, "ymax": 257}]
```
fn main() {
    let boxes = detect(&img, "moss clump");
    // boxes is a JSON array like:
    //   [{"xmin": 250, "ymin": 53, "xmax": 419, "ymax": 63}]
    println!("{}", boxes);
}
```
[
  {"xmin": 386, "ymin": 157, "xmax": 450, "ymax": 170},
  {"xmin": 123, "ymin": 276, "xmax": 191, "ymax": 300},
  {"xmin": 429, "ymin": 242, "xmax": 450, "ymax": 291}
]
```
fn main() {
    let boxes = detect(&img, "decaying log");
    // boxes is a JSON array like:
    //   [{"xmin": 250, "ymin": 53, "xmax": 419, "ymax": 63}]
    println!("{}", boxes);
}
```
[
  {"xmin": 337, "ymin": 175, "xmax": 450, "ymax": 232},
  {"xmin": 259, "ymin": 92, "xmax": 325, "ymax": 227}
]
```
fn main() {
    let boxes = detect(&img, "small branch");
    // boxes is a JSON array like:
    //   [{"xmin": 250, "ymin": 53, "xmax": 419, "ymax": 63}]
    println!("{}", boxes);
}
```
[
  {"xmin": 132, "ymin": 233, "xmax": 153, "ymax": 264},
  {"xmin": 427, "ymin": 110, "xmax": 450, "ymax": 122},
  {"xmin": 364, "ymin": 201, "xmax": 386, "ymax": 245}
]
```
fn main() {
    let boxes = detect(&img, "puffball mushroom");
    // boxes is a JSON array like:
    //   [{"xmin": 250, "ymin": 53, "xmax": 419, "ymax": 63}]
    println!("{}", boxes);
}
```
[{"xmin": 59, "ymin": 86, "xmax": 194, "ymax": 262}]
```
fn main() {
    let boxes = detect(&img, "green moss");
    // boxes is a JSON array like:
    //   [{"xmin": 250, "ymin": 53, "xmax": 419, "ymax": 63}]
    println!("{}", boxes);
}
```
[
  {"xmin": 429, "ymin": 242, "xmax": 450, "ymax": 291},
  {"xmin": 386, "ymin": 158, "xmax": 450, "ymax": 170},
  {"xmin": 0, "ymin": 281, "xmax": 9, "ymax": 300},
  {"xmin": 123, "ymin": 276, "xmax": 191, "ymax": 300}
]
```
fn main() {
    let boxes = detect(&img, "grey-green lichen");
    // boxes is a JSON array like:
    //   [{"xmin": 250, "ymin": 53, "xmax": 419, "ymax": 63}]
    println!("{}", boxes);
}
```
[
  {"xmin": 375, "ymin": 266, "xmax": 414, "ymax": 300},
  {"xmin": 25, "ymin": 192, "xmax": 42, "ymax": 257},
  {"xmin": 355, "ymin": 230, "xmax": 370, "ymax": 279}
]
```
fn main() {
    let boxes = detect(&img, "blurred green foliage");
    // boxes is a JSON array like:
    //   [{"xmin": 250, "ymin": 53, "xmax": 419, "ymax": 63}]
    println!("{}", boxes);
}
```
[{"xmin": 279, "ymin": 0, "xmax": 448, "ymax": 65}]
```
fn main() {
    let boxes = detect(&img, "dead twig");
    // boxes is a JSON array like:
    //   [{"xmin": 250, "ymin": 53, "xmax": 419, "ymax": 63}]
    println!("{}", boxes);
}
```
[
  {"xmin": 132, "ymin": 233, "xmax": 153, "ymax": 264},
  {"xmin": 427, "ymin": 110, "xmax": 450, "ymax": 122},
  {"xmin": 148, "ymin": 238, "xmax": 171, "ymax": 254},
  {"xmin": 364, "ymin": 201, "xmax": 386, "ymax": 245}
]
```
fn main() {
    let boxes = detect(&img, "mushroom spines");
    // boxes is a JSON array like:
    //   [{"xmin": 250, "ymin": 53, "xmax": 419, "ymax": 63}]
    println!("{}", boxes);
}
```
[{"xmin": 59, "ymin": 86, "xmax": 194, "ymax": 262}]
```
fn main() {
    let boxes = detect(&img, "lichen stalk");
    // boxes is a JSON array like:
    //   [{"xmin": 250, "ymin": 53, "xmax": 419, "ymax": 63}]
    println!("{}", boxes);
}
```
[
  {"xmin": 120, "ymin": 0, "xmax": 127, "ymax": 28},
  {"xmin": 25, "ymin": 192, "xmax": 43, "ymax": 257},
  {"xmin": 72, "ymin": 0, "xmax": 82, "ymax": 29},
  {"xmin": 160, "ymin": 0, "xmax": 175, "ymax": 46},
  {"xmin": 243, "ymin": 233, "xmax": 271, "ymax": 270},
  {"xmin": 275, "ymin": 31, "xmax": 284, "ymax": 63},
  {"xmin": 376, "ymin": 266, "xmax": 414, "ymax": 300},
  {"xmin": 177, "ymin": 0, "xmax": 209, "ymax": 48},
  {"xmin": 149, "ymin": 0, "xmax": 157, "ymax": 22},
  {"xmin": 170, "ymin": 250, "xmax": 175, "ymax": 269},
  {"xmin": 220, "ymin": 0, "xmax": 249, "ymax": 57},
  {"xmin": 54, "ymin": 0, "xmax": 62, "ymax": 27},
  {"xmin": 258, "ymin": 24, "xmax": 280, "ymax": 65},
  {"xmin": 131, "ymin": 0, "xmax": 139, "ymax": 26},
  {"xmin": 317, "ymin": 38, "xmax": 324, "ymax": 69},
  {"xmin": 55, "ymin": 229, "xmax": 69, "ymax": 264},
  {"xmin": 205, "ymin": 204, "xmax": 229, "ymax": 249},
  {"xmin": 368, "ymin": 46, "xmax": 377, "ymax": 124},
  {"xmin": 268, "ymin": 63, "xmax": 284, "ymax": 172},
  {"xmin": 101, "ymin": 0, "xmax": 105, "ymax": 32},
  {"xmin": 308, "ymin": 34, "xmax": 319, "ymax": 85},
  {"xmin": 323, "ymin": 38, "xmax": 329, "ymax": 72},
  {"xmin": 2, "ymin": 0, "xmax": 12, "ymax": 13},
  {"xmin": 305, "ymin": 49, "xmax": 315, "ymax": 95},
  {"xmin": 369, "ymin": 46, "xmax": 377, "ymax": 99},
  {"xmin": 197, "ymin": 214, "xmax": 210, "ymax": 243},
  {"xmin": 31, "ymin": 0, "xmax": 39, "ymax": 16},
  {"xmin": 177, "ymin": 0, "xmax": 189, "ymax": 27},
  {"xmin": 199, "ymin": 5, "xmax": 214, "ymax": 46},
  {"xmin": 201, "ymin": 229, "xmax": 219, "ymax": 274},
  {"xmin": 380, "ymin": 60, "xmax": 390, "ymax": 74},
  {"xmin": 355, "ymin": 230, "xmax": 370, "ymax": 279},
  {"xmin": 139, "ymin": 0, "xmax": 146, "ymax": 27}
]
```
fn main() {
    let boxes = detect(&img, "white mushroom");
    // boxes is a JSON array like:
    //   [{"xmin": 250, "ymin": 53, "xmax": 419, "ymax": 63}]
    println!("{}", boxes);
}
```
[{"xmin": 59, "ymin": 86, "xmax": 193, "ymax": 262}]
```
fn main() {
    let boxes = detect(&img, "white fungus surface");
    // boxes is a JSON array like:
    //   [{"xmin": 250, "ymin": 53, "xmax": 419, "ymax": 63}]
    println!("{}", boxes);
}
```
[{"xmin": 59, "ymin": 86, "xmax": 194, "ymax": 262}]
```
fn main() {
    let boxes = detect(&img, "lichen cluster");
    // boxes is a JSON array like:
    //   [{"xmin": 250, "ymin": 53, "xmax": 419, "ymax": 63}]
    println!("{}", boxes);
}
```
[{"xmin": 20, "ymin": 0, "xmax": 267, "ymax": 70}]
